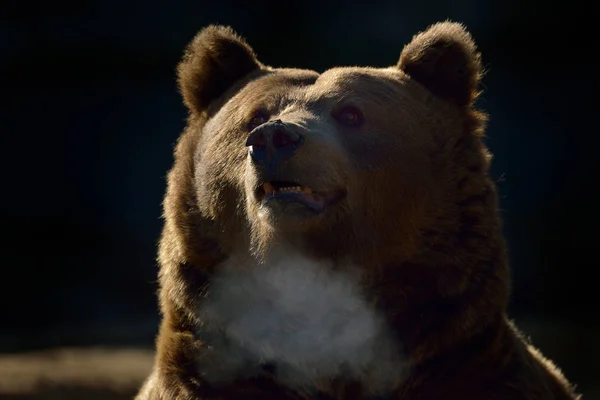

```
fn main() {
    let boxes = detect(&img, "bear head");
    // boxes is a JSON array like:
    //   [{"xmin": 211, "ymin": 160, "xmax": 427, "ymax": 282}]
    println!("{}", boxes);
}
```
[{"xmin": 162, "ymin": 24, "xmax": 507, "ymax": 356}]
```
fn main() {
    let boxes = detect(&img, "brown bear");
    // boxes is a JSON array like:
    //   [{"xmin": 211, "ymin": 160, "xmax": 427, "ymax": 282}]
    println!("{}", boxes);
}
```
[{"xmin": 136, "ymin": 22, "xmax": 581, "ymax": 400}]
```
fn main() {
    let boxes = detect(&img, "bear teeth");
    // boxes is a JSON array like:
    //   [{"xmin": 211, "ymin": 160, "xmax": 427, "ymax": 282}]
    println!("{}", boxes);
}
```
[
  {"xmin": 262, "ymin": 183, "xmax": 313, "ymax": 195},
  {"xmin": 280, "ymin": 186, "xmax": 302, "ymax": 193},
  {"xmin": 263, "ymin": 182, "xmax": 275, "ymax": 195}
]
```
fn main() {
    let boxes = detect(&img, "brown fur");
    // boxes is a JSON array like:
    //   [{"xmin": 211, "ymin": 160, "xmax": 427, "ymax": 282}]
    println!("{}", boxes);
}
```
[{"xmin": 137, "ymin": 22, "xmax": 581, "ymax": 399}]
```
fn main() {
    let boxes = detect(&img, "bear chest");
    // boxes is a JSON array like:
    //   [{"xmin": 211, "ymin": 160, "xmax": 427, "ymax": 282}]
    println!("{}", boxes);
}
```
[{"xmin": 195, "ymin": 256, "xmax": 403, "ymax": 394}]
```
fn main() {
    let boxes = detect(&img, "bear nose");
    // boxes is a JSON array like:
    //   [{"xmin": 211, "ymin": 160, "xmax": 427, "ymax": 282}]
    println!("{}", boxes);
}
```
[{"xmin": 245, "ymin": 119, "xmax": 303, "ymax": 165}]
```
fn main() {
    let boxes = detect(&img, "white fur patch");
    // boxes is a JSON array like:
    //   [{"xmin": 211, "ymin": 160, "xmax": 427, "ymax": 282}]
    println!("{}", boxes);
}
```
[{"xmin": 196, "ymin": 250, "xmax": 404, "ymax": 394}]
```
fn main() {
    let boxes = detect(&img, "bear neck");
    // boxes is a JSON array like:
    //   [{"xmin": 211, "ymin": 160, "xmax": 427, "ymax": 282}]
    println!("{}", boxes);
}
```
[{"xmin": 372, "ymin": 132, "xmax": 510, "ymax": 365}]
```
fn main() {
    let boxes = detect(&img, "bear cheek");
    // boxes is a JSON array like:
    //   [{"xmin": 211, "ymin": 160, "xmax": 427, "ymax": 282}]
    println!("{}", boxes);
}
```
[
  {"xmin": 195, "ymin": 135, "xmax": 248, "ymax": 219},
  {"xmin": 355, "ymin": 152, "xmax": 433, "ymax": 260},
  {"xmin": 243, "ymin": 162, "xmax": 262, "ymax": 214}
]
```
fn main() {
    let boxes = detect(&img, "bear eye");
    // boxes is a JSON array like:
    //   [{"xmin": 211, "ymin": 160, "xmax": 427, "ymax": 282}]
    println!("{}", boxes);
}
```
[
  {"xmin": 335, "ymin": 106, "xmax": 364, "ymax": 127},
  {"xmin": 248, "ymin": 113, "xmax": 268, "ymax": 130}
]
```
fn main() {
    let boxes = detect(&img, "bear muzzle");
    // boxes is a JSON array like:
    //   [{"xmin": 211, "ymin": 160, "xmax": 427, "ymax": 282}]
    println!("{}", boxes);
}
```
[
  {"xmin": 245, "ymin": 119, "xmax": 346, "ymax": 216},
  {"xmin": 246, "ymin": 119, "xmax": 303, "ymax": 169},
  {"xmin": 258, "ymin": 181, "xmax": 344, "ymax": 214}
]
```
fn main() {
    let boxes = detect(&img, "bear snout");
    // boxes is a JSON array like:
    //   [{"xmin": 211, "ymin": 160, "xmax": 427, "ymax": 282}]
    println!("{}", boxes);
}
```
[{"xmin": 246, "ymin": 119, "xmax": 304, "ymax": 171}]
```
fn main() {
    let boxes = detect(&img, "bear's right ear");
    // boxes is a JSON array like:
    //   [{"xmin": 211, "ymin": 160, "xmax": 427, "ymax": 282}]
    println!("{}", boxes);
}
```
[{"xmin": 177, "ymin": 26, "xmax": 262, "ymax": 114}]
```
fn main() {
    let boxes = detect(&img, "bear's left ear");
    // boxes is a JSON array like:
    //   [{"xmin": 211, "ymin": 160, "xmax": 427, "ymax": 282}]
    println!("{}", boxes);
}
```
[{"xmin": 397, "ymin": 21, "xmax": 483, "ymax": 107}]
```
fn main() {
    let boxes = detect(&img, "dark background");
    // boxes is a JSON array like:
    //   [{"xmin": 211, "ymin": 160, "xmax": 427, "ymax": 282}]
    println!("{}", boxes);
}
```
[{"xmin": 2, "ymin": 0, "xmax": 597, "ymax": 397}]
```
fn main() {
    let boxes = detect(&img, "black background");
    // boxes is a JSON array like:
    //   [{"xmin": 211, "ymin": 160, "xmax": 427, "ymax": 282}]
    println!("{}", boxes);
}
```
[{"xmin": 2, "ymin": 0, "xmax": 597, "ymax": 396}]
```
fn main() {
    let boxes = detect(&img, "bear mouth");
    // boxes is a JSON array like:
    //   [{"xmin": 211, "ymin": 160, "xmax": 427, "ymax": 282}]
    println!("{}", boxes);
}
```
[{"xmin": 257, "ymin": 181, "xmax": 343, "ymax": 213}]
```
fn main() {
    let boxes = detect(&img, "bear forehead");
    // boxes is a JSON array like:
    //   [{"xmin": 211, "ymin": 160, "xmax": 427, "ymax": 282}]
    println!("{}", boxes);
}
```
[{"xmin": 235, "ymin": 67, "xmax": 415, "ymax": 108}]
